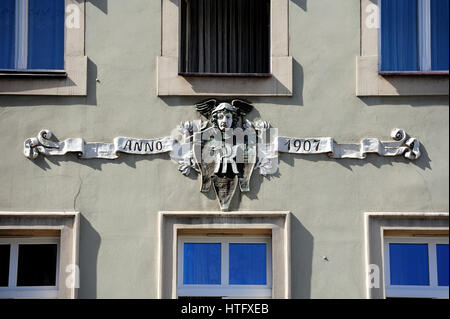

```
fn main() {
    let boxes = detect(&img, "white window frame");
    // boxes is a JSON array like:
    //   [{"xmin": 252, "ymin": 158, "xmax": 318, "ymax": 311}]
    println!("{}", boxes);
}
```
[
  {"xmin": 384, "ymin": 236, "xmax": 449, "ymax": 299},
  {"xmin": 177, "ymin": 235, "xmax": 272, "ymax": 298},
  {"xmin": 0, "ymin": 237, "xmax": 60, "ymax": 299}
]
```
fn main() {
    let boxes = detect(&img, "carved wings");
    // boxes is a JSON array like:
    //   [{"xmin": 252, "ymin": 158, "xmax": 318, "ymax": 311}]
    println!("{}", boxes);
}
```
[{"xmin": 195, "ymin": 99, "xmax": 253, "ymax": 118}]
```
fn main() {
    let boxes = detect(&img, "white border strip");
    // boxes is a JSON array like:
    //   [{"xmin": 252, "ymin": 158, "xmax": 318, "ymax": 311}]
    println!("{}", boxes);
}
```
[
  {"xmin": 418, "ymin": 0, "xmax": 432, "ymax": 72},
  {"xmin": 14, "ymin": 0, "xmax": 28, "ymax": 70}
]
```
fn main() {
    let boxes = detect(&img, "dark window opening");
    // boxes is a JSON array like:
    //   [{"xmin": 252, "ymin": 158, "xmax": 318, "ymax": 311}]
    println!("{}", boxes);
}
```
[
  {"xmin": 179, "ymin": 0, "xmax": 270, "ymax": 76},
  {"xmin": 0, "ymin": 245, "xmax": 10, "ymax": 287},
  {"xmin": 17, "ymin": 244, "xmax": 57, "ymax": 287}
]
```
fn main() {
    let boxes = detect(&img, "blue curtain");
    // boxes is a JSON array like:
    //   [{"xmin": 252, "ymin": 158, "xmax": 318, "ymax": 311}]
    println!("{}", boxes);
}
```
[
  {"xmin": 389, "ymin": 244, "xmax": 429, "ymax": 286},
  {"xmin": 436, "ymin": 244, "xmax": 449, "ymax": 287},
  {"xmin": 28, "ymin": 0, "xmax": 65, "ymax": 70},
  {"xmin": 380, "ymin": 0, "xmax": 419, "ymax": 72},
  {"xmin": 229, "ymin": 243, "xmax": 267, "ymax": 285},
  {"xmin": 183, "ymin": 243, "xmax": 221, "ymax": 285},
  {"xmin": 0, "ymin": 0, "xmax": 15, "ymax": 70},
  {"xmin": 431, "ymin": 0, "xmax": 449, "ymax": 71}
]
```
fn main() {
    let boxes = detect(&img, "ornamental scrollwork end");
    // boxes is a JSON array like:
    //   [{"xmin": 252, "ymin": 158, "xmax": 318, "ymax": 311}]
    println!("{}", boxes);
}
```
[{"xmin": 391, "ymin": 128, "xmax": 421, "ymax": 160}]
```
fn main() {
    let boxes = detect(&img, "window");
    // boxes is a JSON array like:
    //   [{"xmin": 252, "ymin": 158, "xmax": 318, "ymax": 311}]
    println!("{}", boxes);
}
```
[
  {"xmin": 356, "ymin": 0, "xmax": 448, "ymax": 96},
  {"xmin": 179, "ymin": 0, "xmax": 270, "ymax": 76},
  {"xmin": 380, "ymin": 0, "xmax": 449, "ymax": 73},
  {"xmin": 0, "ymin": 0, "xmax": 65, "ymax": 73},
  {"xmin": 384, "ymin": 237, "xmax": 449, "ymax": 298},
  {"xmin": 177, "ymin": 236, "xmax": 272, "ymax": 298},
  {"xmin": 158, "ymin": 211, "xmax": 290, "ymax": 299},
  {"xmin": 0, "ymin": 212, "xmax": 80, "ymax": 299},
  {"xmin": 0, "ymin": 237, "xmax": 60, "ymax": 298},
  {"xmin": 158, "ymin": 0, "xmax": 292, "ymax": 96},
  {"xmin": 0, "ymin": 0, "xmax": 87, "ymax": 96},
  {"xmin": 364, "ymin": 212, "xmax": 449, "ymax": 299}
]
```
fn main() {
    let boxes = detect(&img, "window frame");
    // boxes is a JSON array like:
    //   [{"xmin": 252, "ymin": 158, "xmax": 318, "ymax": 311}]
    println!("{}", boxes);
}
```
[
  {"xmin": 357, "ymin": 0, "xmax": 449, "ymax": 96},
  {"xmin": 364, "ymin": 212, "xmax": 449, "ymax": 299},
  {"xmin": 0, "ymin": 0, "xmax": 87, "ymax": 96},
  {"xmin": 0, "ymin": 237, "xmax": 60, "ymax": 299},
  {"xmin": 0, "ymin": 211, "xmax": 80, "ymax": 299},
  {"xmin": 383, "ymin": 236, "xmax": 449, "ymax": 299},
  {"xmin": 177, "ymin": 235, "xmax": 272, "ymax": 298},
  {"xmin": 158, "ymin": 211, "xmax": 291, "ymax": 299},
  {"xmin": 157, "ymin": 0, "xmax": 292, "ymax": 96}
]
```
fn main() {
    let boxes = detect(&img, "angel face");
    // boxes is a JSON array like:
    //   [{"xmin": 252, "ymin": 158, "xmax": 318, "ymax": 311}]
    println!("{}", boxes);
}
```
[
  {"xmin": 196, "ymin": 100, "xmax": 253, "ymax": 132},
  {"xmin": 216, "ymin": 110, "xmax": 234, "ymax": 131}
]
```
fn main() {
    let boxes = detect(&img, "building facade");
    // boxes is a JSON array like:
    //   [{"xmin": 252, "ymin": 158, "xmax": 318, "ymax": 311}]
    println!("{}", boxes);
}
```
[{"xmin": 0, "ymin": 0, "xmax": 448, "ymax": 299}]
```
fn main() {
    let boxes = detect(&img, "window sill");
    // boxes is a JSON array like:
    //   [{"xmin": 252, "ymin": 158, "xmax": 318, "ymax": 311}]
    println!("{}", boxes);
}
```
[
  {"xmin": 379, "ymin": 71, "xmax": 449, "ymax": 76},
  {"xmin": 0, "ymin": 56, "xmax": 87, "ymax": 96},
  {"xmin": 0, "ymin": 70, "xmax": 67, "ymax": 78},
  {"xmin": 356, "ymin": 56, "xmax": 449, "ymax": 96},
  {"xmin": 158, "ymin": 56, "xmax": 292, "ymax": 96}
]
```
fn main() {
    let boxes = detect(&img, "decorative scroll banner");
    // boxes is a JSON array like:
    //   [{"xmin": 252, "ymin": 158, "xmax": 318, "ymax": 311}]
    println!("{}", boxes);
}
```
[
  {"xmin": 22, "ymin": 100, "xmax": 422, "ymax": 211},
  {"xmin": 278, "ymin": 128, "xmax": 421, "ymax": 160},
  {"xmin": 24, "ymin": 128, "xmax": 421, "ymax": 162},
  {"xmin": 24, "ymin": 130, "xmax": 174, "ymax": 160}
]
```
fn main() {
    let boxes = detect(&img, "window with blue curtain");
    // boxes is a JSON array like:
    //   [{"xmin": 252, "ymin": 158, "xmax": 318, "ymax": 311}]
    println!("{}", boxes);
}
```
[
  {"xmin": 178, "ymin": 238, "xmax": 272, "ymax": 298},
  {"xmin": 385, "ymin": 238, "xmax": 449, "ymax": 299},
  {"xmin": 0, "ymin": 0, "xmax": 65, "ymax": 71},
  {"xmin": 380, "ymin": 0, "xmax": 449, "ymax": 72}
]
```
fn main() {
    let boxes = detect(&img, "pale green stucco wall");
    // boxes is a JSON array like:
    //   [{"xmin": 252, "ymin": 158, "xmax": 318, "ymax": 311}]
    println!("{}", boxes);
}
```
[{"xmin": 0, "ymin": 0, "xmax": 448, "ymax": 298}]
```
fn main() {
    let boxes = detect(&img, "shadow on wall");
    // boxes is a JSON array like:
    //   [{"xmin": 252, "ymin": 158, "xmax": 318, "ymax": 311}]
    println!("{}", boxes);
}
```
[
  {"xmin": 290, "ymin": 215, "xmax": 313, "ymax": 298},
  {"xmin": 88, "ymin": 0, "xmax": 108, "ymax": 14},
  {"xmin": 78, "ymin": 215, "xmax": 101, "ymax": 299},
  {"xmin": 0, "ymin": 58, "xmax": 99, "ymax": 107},
  {"xmin": 30, "ymin": 152, "xmax": 169, "ymax": 172},
  {"xmin": 359, "ymin": 95, "xmax": 450, "ymax": 108},
  {"xmin": 291, "ymin": 0, "xmax": 307, "ymax": 11},
  {"xmin": 279, "ymin": 144, "xmax": 431, "ymax": 171}
]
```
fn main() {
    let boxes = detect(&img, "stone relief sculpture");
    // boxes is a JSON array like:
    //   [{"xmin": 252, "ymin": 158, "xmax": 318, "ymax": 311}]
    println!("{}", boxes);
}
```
[{"xmin": 24, "ymin": 100, "xmax": 421, "ymax": 211}]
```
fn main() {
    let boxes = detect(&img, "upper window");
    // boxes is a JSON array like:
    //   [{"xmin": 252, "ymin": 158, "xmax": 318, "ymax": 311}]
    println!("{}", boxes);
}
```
[
  {"xmin": 157, "ymin": 0, "xmax": 292, "ymax": 96},
  {"xmin": 380, "ymin": 0, "xmax": 449, "ymax": 73},
  {"xmin": 0, "ymin": 0, "xmax": 87, "ymax": 96},
  {"xmin": 384, "ymin": 237, "xmax": 449, "ymax": 299},
  {"xmin": 179, "ymin": 0, "xmax": 270, "ymax": 76},
  {"xmin": 177, "ymin": 236, "xmax": 272, "ymax": 298},
  {"xmin": 0, "ymin": 237, "xmax": 60, "ymax": 299},
  {"xmin": 0, "ymin": 0, "xmax": 65, "ymax": 73}
]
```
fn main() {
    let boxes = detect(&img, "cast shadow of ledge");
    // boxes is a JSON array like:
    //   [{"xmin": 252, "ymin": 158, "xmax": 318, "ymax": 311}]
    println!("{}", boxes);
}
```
[
  {"xmin": 291, "ymin": 0, "xmax": 307, "ymax": 11},
  {"xmin": 0, "ymin": 58, "xmax": 98, "ymax": 107},
  {"xmin": 87, "ymin": 0, "xmax": 108, "ymax": 14},
  {"xmin": 360, "ymin": 95, "xmax": 449, "ymax": 107},
  {"xmin": 77, "ymin": 215, "xmax": 101, "ymax": 299},
  {"xmin": 279, "ymin": 144, "xmax": 431, "ymax": 172},
  {"xmin": 159, "ymin": 59, "xmax": 304, "ymax": 107},
  {"xmin": 290, "ymin": 215, "xmax": 313, "ymax": 298},
  {"xmin": 30, "ymin": 152, "xmax": 170, "ymax": 171}
]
